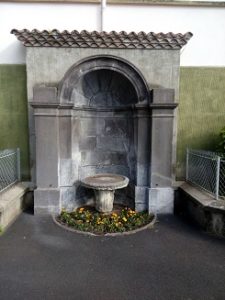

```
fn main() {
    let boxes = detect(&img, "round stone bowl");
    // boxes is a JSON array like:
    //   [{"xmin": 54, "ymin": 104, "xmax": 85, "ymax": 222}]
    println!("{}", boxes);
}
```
[{"xmin": 81, "ymin": 173, "xmax": 129, "ymax": 213}]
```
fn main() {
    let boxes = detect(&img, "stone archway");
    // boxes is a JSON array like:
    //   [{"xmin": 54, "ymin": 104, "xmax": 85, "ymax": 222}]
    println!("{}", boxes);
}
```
[{"xmin": 58, "ymin": 55, "xmax": 149, "ymax": 105}]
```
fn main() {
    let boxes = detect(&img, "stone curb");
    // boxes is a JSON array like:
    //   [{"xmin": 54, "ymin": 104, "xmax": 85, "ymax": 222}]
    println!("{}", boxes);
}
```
[{"xmin": 52, "ymin": 214, "xmax": 157, "ymax": 237}]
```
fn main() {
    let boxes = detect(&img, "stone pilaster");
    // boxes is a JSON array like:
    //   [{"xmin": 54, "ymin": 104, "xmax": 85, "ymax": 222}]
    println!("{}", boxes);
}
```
[
  {"xmin": 148, "ymin": 88, "xmax": 177, "ymax": 214},
  {"xmin": 32, "ymin": 86, "xmax": 61, "ymax": 214}
]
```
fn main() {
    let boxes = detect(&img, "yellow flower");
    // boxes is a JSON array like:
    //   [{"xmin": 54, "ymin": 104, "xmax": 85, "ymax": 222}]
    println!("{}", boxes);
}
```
[
  {"xmin": 122, "ymin": 217, "xmax": 127, "ymax": 222},
  {"xmin": 79, "ymin": 207, "xmax": 84, "ymax": 212}
]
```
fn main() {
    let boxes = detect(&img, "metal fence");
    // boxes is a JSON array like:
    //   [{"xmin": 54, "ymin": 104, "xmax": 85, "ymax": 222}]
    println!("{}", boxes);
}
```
[
  {"xmin": 186, "ymin": 149, "xmax": 225, "ymax": 200},
  {"xmin": 0, "ymin": 148, "xmax": 21, "ymax": 193}
]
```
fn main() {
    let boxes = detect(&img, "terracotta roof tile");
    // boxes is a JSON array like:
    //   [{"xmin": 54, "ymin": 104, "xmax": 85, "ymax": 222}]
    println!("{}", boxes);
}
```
[{"xmin": 11, "ymin": 29, "xmax": 193, "ymax": 49}]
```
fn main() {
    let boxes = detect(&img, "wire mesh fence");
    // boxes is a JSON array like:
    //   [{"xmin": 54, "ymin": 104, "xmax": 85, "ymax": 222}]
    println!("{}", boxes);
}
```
[
  {"xmin": 0, "ymin": 148, "xmax": 20, "ymax": 193},
  {"xmin": 186, "ymin": 149, "xmax": 225, "ymax": 200},
  {"xmin": 220, "ymin": 159, "xmax": 225, "ymax": 200}
]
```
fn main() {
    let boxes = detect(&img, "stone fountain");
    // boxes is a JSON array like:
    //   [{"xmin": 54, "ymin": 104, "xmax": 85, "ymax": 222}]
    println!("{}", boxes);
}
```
[
  {"xmin": 81, "ymin": 173, "xmax": 129, "ymax": 212},
  {"xmin": 11, "ymin": 29, "xmax": 192, "ymax": 215}
]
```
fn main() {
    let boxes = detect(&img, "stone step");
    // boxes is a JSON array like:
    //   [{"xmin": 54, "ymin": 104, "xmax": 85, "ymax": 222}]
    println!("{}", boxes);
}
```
[{"xmin": 0, "ymin": 183, "xmax": 29, "ymax": 232}]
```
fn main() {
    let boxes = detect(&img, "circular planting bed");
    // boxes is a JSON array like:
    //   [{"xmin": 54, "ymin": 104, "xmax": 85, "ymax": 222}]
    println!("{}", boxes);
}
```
[{"xmin": 56, "ymin": 205, "xmax": 155, "ymax": 236}]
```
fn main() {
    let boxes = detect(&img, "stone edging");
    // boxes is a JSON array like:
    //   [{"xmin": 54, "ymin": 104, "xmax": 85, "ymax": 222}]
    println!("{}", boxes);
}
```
[{"xmin": 52, "ymin": 214, "xmax": 157, "ymax": 237}]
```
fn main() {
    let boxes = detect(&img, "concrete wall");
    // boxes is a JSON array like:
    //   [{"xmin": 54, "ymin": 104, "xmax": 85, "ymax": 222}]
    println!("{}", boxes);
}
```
[
  {"xmin": 176, "ymin": 67, "xmax": 225, "ymax": 179},
  {"xmin": 0, "ymin": 65, "xmax": 30, "ymax": 180}
]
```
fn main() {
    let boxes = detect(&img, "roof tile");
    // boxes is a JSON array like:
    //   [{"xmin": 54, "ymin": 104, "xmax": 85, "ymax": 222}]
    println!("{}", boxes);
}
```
[{"xmin": 11, "ymin": 29, "xmax": 193, "ymax": 50}]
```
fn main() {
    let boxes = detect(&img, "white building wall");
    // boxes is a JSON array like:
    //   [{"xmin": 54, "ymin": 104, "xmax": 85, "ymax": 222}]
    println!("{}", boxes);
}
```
[
  {"xmin": 0, "ymin": 3, "xmax": 100, "ymax": 64},
  {"xmin": 0, "ymin": 3, "xmax": 225, "ymax": 66},
  {"xmin": 105, "ymin": 5, "xmax": 225, "ymax": 67}
]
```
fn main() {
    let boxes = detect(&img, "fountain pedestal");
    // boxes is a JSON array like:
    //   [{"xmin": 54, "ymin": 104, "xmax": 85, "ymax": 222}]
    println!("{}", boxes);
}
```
[{"xmin": 81, "ymin": 174, "xmax": 129, "ymax": 213}]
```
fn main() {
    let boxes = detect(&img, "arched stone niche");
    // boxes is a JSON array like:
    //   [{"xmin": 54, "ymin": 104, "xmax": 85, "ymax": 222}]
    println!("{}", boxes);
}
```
[{"xmin": 57, "ymin": 55, "xmax": 150, "ymax": 209}]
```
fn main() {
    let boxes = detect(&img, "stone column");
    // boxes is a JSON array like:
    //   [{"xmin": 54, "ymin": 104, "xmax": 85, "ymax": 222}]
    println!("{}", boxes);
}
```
[{"xmin": 149, "ymin": 88, "xmax": 177, "ymax": 214}]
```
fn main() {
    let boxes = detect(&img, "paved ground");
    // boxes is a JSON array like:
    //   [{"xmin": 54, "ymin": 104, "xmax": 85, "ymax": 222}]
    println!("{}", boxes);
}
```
[{"xmin": 0, "ymin": 212, "xmax": 224, "ymax": 300}]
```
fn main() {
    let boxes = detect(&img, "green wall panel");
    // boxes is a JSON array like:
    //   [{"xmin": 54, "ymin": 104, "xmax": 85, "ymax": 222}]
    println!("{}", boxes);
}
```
[
  {"xmin": 0, "ymin": 65, "xmax": 30, "ymax": 180},
  {"xmin": 176, "ymin": 67, "xmax": 225, "ymax": 179}
]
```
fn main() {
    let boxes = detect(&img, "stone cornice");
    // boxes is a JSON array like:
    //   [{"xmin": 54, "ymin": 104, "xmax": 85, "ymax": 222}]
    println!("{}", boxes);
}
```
[{"xmin": 150, "ymin": 103, "xmax": 178, "ymax": 109}]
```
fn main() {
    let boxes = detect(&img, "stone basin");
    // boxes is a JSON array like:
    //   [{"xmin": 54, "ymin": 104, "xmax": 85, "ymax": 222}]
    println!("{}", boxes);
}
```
[{"xmin": 81, "ymin": 174, "xmax": 129, "ymax": 213}]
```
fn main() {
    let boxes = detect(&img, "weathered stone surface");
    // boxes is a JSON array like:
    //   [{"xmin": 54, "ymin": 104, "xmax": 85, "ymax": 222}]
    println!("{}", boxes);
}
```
[
  {"xmin": 177, "ymin": 183, "xmax": 225, "ymax": 237},
  {"xmin": 34, "ymin": 188, "xmax": 61, "ymax": 214},
  {"xmin": 81, "ymin": 151, "xmax": 127, "ymax": 166},
  {"xmin": 80, "ymin": 118, "xmax": 98, "ymax": 136},
  {"xmin": 79, "ymin": 137, "xmax": 97, "ymax": 151},
  {"xmin": 33, "ymin": 86, "xmax": 58, "ymax": 103},
  {"xmin": 60, "ymin": 159, "xmax": 78, "ymax": 187},
  {"xmin": 135, "ymin": 186, "xmax": 149, "ymax": 211},
  {"xmin": 148, "ymin": 187, "xmax": 174, "ymax": 214},
  {"xmin": 60, "ymin": 187, "xmax": 76, "ymax": 212},
  {"xmin": 28, "ymin": 48, "xmax": 180, "ymax": 214},
  {"xmin": 35, "ymin": 116, "xmax": 59, "ymax": 188},
  {"xmin": 115, "ymin": 187, "xmax": 134, "ymax": 208},
  {"xmin": 26, "ymin": 48, "xmax": 179, "ymax": 100},
  {"xmin": 135, "ymin": 108, "xmax": 151, "ymax": 186},
  {"xmin": 58, "ymin": 56, "xmax": 149, "ymax": 105},
  {"xmin": 0, "ymin": 183, "xmax": 28, "ymax": 231},
  {"xmin": 75, "ymin": 185, "xmax": 95, "ymax": 206},
  {"xmin": 81, "ymin": 174, "xmax": 129, "ymax": 212},
  {"xmin": 97, "ymin": 137, "xmax": 130, "ymax": 152},
  {"xmin": 135, "ymin": 203, "xmax": 148, "ymax": 212},
  {"xmin": 151, "ymin": 88, "xmax": 175, "ymax": 104},
  {"xmin": 58, "ymin": 117, "xmax": 71, "ymax": 159},
  {"xmin": 103, "ymin": 119, "xmax": 128, "ymax": 136},
  {"xmin": 150, "ymin": 88, "xmax": 176, "ymax": 188},
  {"xmin": 95, "ymin": 190, "xmax": 114, "ymax": 212},
  {"xmin": 71, "ymin": 88, "xmax": 90, "ymax": 107},
  {"xmin": 81, "ymin": 173, "xmax": 129, "ymax": 190},
  {"xmin": 79, "ymin": 165, "xmax": 131, "ymax": 181}
]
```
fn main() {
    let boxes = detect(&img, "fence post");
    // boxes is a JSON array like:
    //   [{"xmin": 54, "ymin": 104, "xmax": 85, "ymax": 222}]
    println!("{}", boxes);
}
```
[
  {"xmin": 215, "ymin": 155, "xmax": 221, "ymax": 200},
  {"xmin": 16, "ymin": 148, "xmax": 21, "ymax": 181},
  {"xmin": 186, "ymin": 148, "xmax": 189, "ymax": 181}
]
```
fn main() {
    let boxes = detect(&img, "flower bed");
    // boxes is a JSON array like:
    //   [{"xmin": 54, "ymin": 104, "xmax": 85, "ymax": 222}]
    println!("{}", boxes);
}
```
[{"xmin": 57, "ymin": 206, "xmax": 154, "ymax": 234}]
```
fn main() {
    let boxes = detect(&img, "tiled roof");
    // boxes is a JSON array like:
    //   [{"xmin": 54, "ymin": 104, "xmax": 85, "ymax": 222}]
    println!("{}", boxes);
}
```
[{"xmin": 11, "ymin": 29, "xmax": 193, "ymax": 49}]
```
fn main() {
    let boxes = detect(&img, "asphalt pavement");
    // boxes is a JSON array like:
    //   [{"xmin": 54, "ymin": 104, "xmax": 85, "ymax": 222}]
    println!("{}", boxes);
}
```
[{"xmin": 0, "ymin": 212, "xmax": 224, "ymax": 300}]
